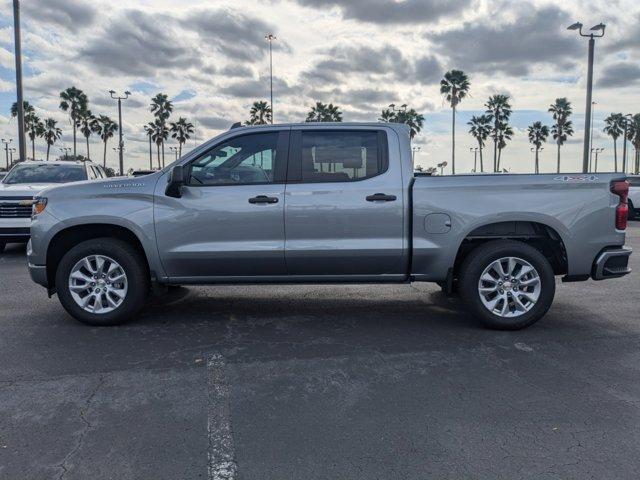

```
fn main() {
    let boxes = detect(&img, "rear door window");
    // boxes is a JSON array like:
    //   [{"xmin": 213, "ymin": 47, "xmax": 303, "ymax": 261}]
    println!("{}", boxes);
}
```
[{"xmin": 288, "ymin": 130, "xmax": 387, "ymax": 183}]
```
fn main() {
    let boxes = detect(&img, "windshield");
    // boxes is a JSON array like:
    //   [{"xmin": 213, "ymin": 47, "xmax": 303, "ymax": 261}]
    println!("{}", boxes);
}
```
[{"xmin": 2, "ymin": 164, "xmax": 87, "ymax": 185}]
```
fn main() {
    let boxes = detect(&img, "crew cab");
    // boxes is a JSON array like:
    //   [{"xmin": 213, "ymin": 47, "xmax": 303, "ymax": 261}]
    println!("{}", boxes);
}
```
[
  {"xmin": 0, "ymin": 160, "xmax": 108, "ymax": 252},
  {"xmin": 27, "ymin": 123, "xmax": 632, "ymax": 329}
]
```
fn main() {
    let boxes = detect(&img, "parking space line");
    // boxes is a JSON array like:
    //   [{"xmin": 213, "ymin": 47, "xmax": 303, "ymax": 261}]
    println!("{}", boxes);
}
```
[{"xmin": 207, "ymin": 354, "xmax": 238, "ymax": 480}]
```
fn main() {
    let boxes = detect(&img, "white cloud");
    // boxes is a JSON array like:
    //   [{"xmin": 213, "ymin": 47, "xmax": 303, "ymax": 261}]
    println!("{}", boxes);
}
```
[{"xmin": 0, "ymin": 0, "xmax": 637, "ymax": 173}]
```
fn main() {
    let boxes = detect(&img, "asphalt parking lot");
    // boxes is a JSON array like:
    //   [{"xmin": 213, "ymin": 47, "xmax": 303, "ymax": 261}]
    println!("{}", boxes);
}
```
[{"xmin": 1, "ymin": 224, "xmax": 639, "ymax": 480}]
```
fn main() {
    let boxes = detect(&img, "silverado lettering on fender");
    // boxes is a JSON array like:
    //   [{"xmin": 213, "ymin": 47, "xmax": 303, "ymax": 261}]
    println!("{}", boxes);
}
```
[{"xmin": 27, "ymin": 123, "xmax": 632, "ymax": 329}]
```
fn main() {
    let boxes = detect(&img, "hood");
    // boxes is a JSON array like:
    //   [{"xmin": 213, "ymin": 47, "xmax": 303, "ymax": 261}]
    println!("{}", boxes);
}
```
[
  {"xmin": 0, "ymin": 183, "xmax": 57, "ymax": 198},
  {"xmin": 42, "ymin": 173, "xmax": 162, "ymax": 200}
]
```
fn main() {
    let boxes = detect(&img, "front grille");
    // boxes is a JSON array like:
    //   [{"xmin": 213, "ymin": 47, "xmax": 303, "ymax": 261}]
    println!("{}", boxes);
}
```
[{"xmin": 0, "ymin": 200, "xmax": 33, "ymax": 218}]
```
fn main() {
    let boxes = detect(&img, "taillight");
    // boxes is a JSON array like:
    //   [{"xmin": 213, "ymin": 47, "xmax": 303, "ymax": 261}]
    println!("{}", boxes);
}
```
[{"xmin": 611, "ymin": 180, "xmax": 629, "ymax": 230}]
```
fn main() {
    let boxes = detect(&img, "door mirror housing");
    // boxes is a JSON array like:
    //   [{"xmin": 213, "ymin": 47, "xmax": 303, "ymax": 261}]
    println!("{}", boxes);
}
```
[{"xmin": 165, "ymin": 165, "xmax": 185, "ymax": 198}]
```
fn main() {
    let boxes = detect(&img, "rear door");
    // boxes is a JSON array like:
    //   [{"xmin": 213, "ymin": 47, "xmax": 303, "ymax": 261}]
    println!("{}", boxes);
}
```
[
  {"xmin": 155, "ymin": 129, "xmax": 289, "ymax": 278},
  {"xmin": 284, "ymin": 127, "xmax": 405, "ymax": 277}
]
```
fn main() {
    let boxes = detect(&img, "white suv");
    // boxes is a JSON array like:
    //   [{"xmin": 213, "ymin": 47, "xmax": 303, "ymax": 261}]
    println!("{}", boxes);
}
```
[
  {"xmin": 628, "ymin": 176, "xmax": 640, "ymax": 221},
  {"xmin": 0, "ymin": 160, "xmax": 108, "ymax": 253}
]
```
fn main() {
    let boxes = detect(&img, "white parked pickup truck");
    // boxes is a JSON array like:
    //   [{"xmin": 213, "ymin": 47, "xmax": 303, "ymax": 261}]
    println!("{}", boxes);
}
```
[{"xmin": 0, "ymin": 160, "xmax": 108, "ymax": 252}]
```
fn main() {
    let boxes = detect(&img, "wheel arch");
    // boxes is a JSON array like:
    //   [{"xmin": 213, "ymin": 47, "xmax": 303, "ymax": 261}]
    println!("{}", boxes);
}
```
[
  {"xmin": 46, "ymin": 223, "xmax": 152, "ymax": 290},
  {"xmin": 452, "ymin": 220, "xmax": 569, "ymax": 280}
]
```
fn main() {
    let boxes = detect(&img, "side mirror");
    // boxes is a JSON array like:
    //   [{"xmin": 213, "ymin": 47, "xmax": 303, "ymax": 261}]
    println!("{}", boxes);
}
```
[{"xmin": 165, "ymin": 165, "xmax": 185, "ymax": 198}]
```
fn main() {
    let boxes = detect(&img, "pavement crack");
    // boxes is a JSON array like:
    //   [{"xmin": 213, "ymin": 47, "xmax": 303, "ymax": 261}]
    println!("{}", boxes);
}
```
[{"xmin": 56, "ymin": 374, "xmax": 105, "ymax": 480}]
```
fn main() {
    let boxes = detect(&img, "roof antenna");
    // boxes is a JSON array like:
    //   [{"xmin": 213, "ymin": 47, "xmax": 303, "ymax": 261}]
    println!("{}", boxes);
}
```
[{"xmin": 230, "ymin": 122, "xmax": 242, "ymax": 130}]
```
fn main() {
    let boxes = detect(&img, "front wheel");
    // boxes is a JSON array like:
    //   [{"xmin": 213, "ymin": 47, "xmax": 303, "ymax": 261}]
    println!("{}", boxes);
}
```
[
  {"xmin": 459, "ymin": 240, "xmax": 556, "ymax": 330},
  {"xmin": 0, "ymin": 241, "xmax": 5, "ymax": 254},
  {"xmin": 55, "ymin": 238, "xmax": 149, "ymax": 326}
]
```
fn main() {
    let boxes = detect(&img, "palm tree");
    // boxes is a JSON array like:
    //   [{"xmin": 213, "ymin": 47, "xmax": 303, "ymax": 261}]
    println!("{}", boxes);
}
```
[
  {"xmin": 549, "ymin": 98, "xmax": 574, "ymax": 173},
  {"xmin": 150, "ymin": 119, "xmax": 169, "ymax": 169},
  {"xmin": 603, "ymin": 113, "xmax": 625, "ymax": 172},
  {"xmin": 306, "ymin": 102, "xmax": 343, "ymax": 122},
  {"xmin": 440, "ymin": 70, "xmax": 470, "ymax": 174},
  {"xmin": 76, "ymin": 109, "xmax": 95, "ymax": 160},
  {"xmin": 42, "ymin": 118, "xmax": 62, "ymax": 161},
  {"xmin": 467, "ymin": 115, "xmax": 491, "ymax": 173},
  {"xmin": 485, "ymin": 94, "xmax": 512, "ymax": 172},
  {"xmin": 144, "ymin": 123, "xmax": 155, "ymax": 170},
  {"xmin": 10, "ymin": 100, "xmax": 34, "ymax": 118},
  {"xmin": 379, "ymin": 104, "xmax": 425, "ymax": 140},
  {"xmin": 628, "ymin": 113, "xmax": 640, "ymax": 174},
  {"xmin": 59, "ymin": 87, "xmax": 88, "ymax": 157},
  {"xmin": 496, "ymin": 122, "xmax": 514, "ymax": 171},
  {"xmin": 26, "ymin": 113, "xmax": 44, "ymax": 161},
  {"xmin": 11, "ymin": 101, "xmax": 36, "ymax": 160},
  {"xmin": 143, "ymin": 122, "xmax": 155, "ymax": 170},
  {"xmin": 527, "ymin": 122, "xmax": 549, "ymax": 174},
  {"xmin": 91, "ymin": 115, "xmax": 118, "ymax": 168},
  {"xmin": 246, "ymin": 101, "xmax": 272, "ymax": 125},
  {"xmin": 169, "ymin": 117, "xmax": 195, "ymax": 158},
  {"xmin": 150, "ymin": 93, "xmax": 173, "ymax": 166}
]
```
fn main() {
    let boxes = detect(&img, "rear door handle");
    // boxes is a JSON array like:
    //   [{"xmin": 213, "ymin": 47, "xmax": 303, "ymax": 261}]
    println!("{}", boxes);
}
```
[
  {"xmin": 248, "ymin": 195, "xmax": 279, "ymax": 204},
  {"xmin": 366, "ymin": 193, "xmax": 397, "ymax": 202}
]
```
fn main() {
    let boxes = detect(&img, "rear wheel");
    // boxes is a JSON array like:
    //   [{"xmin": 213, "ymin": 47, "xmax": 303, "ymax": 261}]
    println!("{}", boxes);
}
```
[
  {"xmin": 459, "ymin": 240, "xmax": 555, "ymax": 330},
  {"xmin": 55, "ymin": 238, "xmax": 149, "ymax": 326}
]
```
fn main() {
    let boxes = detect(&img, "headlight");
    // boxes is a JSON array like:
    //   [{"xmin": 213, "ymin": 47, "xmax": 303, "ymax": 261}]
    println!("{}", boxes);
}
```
[{"xmin": 32, "ymin": 196, "xmax": 48, "ymax": 217}]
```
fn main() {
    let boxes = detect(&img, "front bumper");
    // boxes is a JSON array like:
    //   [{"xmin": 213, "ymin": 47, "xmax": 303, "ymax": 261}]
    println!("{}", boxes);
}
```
[
  {"xmin": 28, "ymin": 262, "xmax": 48, "ymax": 288},
  {"xmin": 592, "ymin": 247, "xmax": 632, "ymax": 280},
  {"xmin": 0, "ymin": 225, "xmax": 30, "ymax": 243}
]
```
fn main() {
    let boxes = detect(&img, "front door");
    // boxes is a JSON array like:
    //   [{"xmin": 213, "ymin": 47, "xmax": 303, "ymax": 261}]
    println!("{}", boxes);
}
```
[
  {"xmin": 284, "ymin": 128, "xmax": 405, "ymax": 277},
  {"xmin": 155, "ymin": 130, "xmax": 288, "ymax": 279}
]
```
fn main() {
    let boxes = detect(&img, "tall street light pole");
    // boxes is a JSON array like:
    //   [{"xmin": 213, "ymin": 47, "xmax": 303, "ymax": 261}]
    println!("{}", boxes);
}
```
[
  {"xmin": 589, "ymin": 100, "xmax": 596, "ymax": 171},
  {"xmin": 109, "ymin": 90, "xmax": 131, "ymax": 175},
  {"xmin": 2, "ymin": 139, "xmax": 12, "ymax": 170},
  {"xmin": 567, "ymin": 21, "xmax": 605, "ymax": 173},
  {"xmin": 13, "ymin": 0, "xmax": 26, "ymax": 162},
  {"xmin": 592, "ymin": 147, "xmax": 604, "ymax": 172},
  {"xmin": 265, "ymin": 34, "xmax": 276, "ymax": 124},
  {"xmin": 412, "ymin": 146, "xmax": 421, "ymax": 163}
]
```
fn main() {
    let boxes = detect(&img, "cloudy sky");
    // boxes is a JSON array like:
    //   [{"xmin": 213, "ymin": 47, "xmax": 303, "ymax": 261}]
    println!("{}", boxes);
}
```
[{"xmin": 0, "ymin": 0, "xmax": 638, "ymax": 173}]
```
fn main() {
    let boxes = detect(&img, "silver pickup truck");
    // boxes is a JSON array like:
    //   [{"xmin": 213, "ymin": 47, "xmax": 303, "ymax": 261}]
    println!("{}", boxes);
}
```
[{"xmin": 27, "ymin": 123, "xmax": 632, "ymax": 329}]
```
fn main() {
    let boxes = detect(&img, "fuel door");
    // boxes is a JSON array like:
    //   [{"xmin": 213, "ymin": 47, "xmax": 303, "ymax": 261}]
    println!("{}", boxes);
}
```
[{"xmin": 424, "ymin": 213, "xmax": 452, "ymax": 234}]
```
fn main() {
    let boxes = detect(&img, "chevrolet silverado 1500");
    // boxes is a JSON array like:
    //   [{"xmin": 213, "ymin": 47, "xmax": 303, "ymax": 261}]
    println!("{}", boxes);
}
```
[{"xmin": 27, "ymin": 123, "xmax": 632, "ymax": 329}]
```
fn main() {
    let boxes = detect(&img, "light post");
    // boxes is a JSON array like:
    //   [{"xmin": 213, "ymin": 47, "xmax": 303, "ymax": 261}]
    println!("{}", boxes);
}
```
[
  {"xmin": 13, "ymin": 1, "xmax": 26, "ymax": 163},
  {"xmin": 109, "ymin": 90, "xmax": 131, "ymax": 175},
  {"xmin": 622, "ymin": 113, "xmax": 633, "ymax": 173},
  {"xmin": 412, "ymin": 146, "xmax": 421, "ymax": 163},
  {"xmin": 589, "ymin": 100, "xmax": 597, "ymax": 171},
  {"xmin": 9, "ymin": 148, "xmax": 16, "ymax": 165},
  {"xmin": 169, "ymin": 146, "xmax": 179, "ymax": 161},
  {"xmin": 59, "ymin": 147, "xmax": 70, "ymax": 160},
  {"xmin": 265, "ymin": 34, "xmax": 276, "ymax": 124},
  {"xmin": 437, "ymin": 161, "xmax": 448, "ymax": 175},
  {"xmin": 2, "ymin": 139, "xmax": 12, "ymax": 170},
  {"xmin": 567, "ymin": 21, "xmax": 606, "ymax": 173},
  {"xmin": 591, "ymin": 147, "xmax": 604, "ymax": 172},
  {"xmin": 112, "ymin": 146, "xmax": 123, "ymax": 173},
  {"xmin": 470, "ymin": 147, "xmax": 478, "ymax": 172}
]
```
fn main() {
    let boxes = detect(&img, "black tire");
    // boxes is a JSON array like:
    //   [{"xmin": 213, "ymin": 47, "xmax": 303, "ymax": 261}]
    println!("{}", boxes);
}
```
[
  {"xmin": 55, "ymin": 238, "xmax": 149, "ymax": 326},
  {"xmin": 459, "ymin": 240, "xmax": 556, "ymax": 330},
  {"xmin": 0, "ymin": 241, "xmax": 5, "ymax": 254}
]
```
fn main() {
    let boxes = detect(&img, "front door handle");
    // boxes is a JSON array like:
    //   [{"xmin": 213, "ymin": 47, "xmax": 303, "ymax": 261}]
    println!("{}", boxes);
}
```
[
  {"xmin": 366, "ymin": 193, "xmax": 397, "ymax": 202},
  {"xmin": 248, "ymin": 195, "xmax": 279, "ymax": 204}
]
